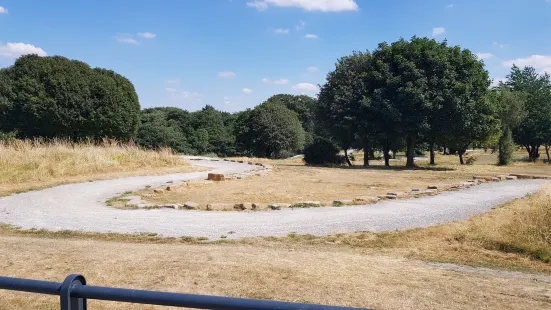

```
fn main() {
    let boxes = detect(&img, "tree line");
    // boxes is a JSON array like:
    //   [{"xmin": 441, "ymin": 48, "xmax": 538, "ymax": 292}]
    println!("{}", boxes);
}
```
[{"xmin": 1, "ymin": 38, "xmax": 550, "ymax": 166}]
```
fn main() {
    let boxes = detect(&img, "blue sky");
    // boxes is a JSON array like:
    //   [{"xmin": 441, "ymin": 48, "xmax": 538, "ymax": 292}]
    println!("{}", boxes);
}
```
[{"xmin": 1, "ymin": 0, "xmax": 551, "ymax": 112}]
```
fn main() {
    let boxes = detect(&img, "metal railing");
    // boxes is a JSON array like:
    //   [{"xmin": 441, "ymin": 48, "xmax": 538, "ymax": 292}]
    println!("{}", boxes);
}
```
[{"xmin": 0, "ymin": 274, "xmax": 371, "ymax": 310}]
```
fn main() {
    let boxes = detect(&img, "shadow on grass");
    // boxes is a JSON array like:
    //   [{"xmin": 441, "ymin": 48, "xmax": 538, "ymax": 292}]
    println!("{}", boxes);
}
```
[{"xmin": 304, "ymin": 164, "xmax": 455, "ymax": 172}]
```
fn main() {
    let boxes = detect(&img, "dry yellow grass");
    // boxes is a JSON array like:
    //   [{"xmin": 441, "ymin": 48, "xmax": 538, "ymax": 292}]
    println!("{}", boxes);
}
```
[
  {"xmin": 266, "ymin": 184, "xmax": 551, "ymax": 273},
  {"xmin": 0, "ymin": 139, "xmax": 198, "ymax": 196},
  {"xmin": 140, "ymin": 151, "xmax": 551, "ymax": 209},
  {"xmin": 1, "ymin": 235, "xmax": 550, "ymax": 310}
]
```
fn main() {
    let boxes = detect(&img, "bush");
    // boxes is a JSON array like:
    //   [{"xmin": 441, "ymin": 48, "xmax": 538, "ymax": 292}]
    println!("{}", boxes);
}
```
[
  {"xmin": 304, "ymin": 138, "xmax": 345, "ymax": 166},
  {"xmin": 498, "ymin": 128, "xmax": 515, "ymax": 165}
]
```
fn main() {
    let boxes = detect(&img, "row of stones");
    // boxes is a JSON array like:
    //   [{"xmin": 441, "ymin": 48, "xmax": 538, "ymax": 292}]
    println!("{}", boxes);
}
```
[{"xmin": 119, "ymin": 158, "xmax": 272, "ymax": 209}]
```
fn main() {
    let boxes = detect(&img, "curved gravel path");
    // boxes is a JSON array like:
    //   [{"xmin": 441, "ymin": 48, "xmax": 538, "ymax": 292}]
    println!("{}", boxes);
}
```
[{"xmin": 0, "ymin": 159, "xmax": 547, "ymax": 239}]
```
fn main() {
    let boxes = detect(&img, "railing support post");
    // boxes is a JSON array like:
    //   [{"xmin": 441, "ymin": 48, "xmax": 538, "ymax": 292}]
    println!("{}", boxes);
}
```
[{"xmin": 60, "ymin": 274, "xmax": 87, "ymax": 310}]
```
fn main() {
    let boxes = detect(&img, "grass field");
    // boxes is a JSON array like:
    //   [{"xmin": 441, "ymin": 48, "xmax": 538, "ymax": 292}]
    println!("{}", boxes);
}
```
[
  {"xmin": 135, "ymin": 151, "xmax": 551, "ymax": 210},
  {"xmin": 1, "ymin": 185, "xmax": 550, "ymax": 309},
  {"xmin": 0, "ymin": 140, "xmax": 198, "ymax": 196}
]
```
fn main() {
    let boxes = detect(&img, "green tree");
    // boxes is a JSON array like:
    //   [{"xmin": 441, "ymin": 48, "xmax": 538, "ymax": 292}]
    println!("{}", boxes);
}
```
[
  {"xmin": 318, "ymin": 51, "xmax": 372, "ymax": 166},
  {"xmin": 136, "ymin": 108, "xmax": 192, "ymax": 153},
  {"xmin": 487, "ymin": 86, "xmax": 527, "ymax": 165},
  {"xmin": 0, "ymin": 55, "xmax": 140, "ymax": 140},
  {"xmin": 237, "ymin": 103, "xmax": 305, "ymax": 158},
  {"xmin": 262, "ymin": 94, "xmax": 318, "ymax": 145},
  {"xmin": 505, "ymin": 66, "xmax": 551, "ymax": 161}
]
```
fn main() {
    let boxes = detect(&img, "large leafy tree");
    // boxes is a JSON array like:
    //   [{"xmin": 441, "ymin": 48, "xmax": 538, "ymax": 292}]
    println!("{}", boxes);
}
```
[
  {"xmin": 236, "ymin": 103, "xmax": 305, "ymax": 158},
  {"xmin": 0, "ymin": 54, "xmax": 140, "ymax": 140},
  {"xmin": 505, "ymin": 66, "xmax": 551, "ymax": 161},
  {"xmin": 318, "ymin": 51, "xmax": 372, "ymax": 166},
  {"xmin": 136, "ymin": 107, "xmax": 193, "ymax": 153},
  {"xmin": 262, "ymin": 94, "xmax": 318, "ymax": 145}
]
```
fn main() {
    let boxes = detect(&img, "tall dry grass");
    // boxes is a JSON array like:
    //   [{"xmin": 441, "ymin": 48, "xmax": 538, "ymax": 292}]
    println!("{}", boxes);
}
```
[{"xmin": 0, "ymin": 139, "xmax": 191, "ymax": 195}]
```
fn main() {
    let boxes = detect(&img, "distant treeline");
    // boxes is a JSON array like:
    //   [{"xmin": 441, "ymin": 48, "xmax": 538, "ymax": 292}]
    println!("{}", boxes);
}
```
[{"xmin": 1, "ymin": 36, "xmax": 551, "ymax": 166}]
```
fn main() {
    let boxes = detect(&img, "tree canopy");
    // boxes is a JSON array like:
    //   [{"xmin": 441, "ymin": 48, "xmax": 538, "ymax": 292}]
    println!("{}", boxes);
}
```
[{"xmin": 0, "ymin": 55, "xmax": 140, "ymax": 140}]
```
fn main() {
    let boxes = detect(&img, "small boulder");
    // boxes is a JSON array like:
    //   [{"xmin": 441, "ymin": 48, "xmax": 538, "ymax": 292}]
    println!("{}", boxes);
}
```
[
  {"xmin": 234, "ymin": 203, "xmax": 253, "ymax": 211},
  {"xmin": 207, "ymin": 173, "xmax": 225, "ymax": 181},
  {"xmin": 291, "ymin": 201, "xmax": 321, "ymax": 208},
  {"xmin": 160, "ymin": 204, "xmax": 180, "ymax": 209},
  {"xmin": 354, "ymin": 196, "xmax": 380, "ymax": 203},
  {"xmin": 425, "ymin": 189, "xmax": 438, "ymax": 195},
  {"xmin": 165, "ymin": 186, "xmax": 172, "ymax": 191},
  {"xmin": 153, "ymin": 189, "xmax": 165, "ymax": 194},
  {"xmin": 385, "ymin": 194, "xmax": 398, "ymax": 199},
  {"xmin": 182, "ymin": 201, "xmax": 199, "ymax": 210},
  {"xmin": 427, "ymin": 185, "xmax": 438, "ymax": 190},
  {"xmin": 506, "ymin": 175, "xmax": 518, "ymax": 180},
  {"xmin": 251, "ymin": 203, "xmax": 262, "ymax": 210},
  {"xmin": 268, "ymin": 203, "xmax": 290, "ymax": 210},
  {"xmin": 333, "ymin": 200, "xmax": 354, "ymax": 206}
]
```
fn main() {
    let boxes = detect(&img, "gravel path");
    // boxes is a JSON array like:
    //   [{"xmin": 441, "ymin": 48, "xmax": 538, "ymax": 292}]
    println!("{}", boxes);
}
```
[{"xmin": 0, "ymin": 159, "xmax": 547, "ymax": 240}]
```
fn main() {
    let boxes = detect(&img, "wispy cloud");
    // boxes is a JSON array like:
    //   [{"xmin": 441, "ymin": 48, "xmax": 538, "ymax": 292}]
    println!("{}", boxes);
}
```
[
  {"xmin": 217, "ymin": 71, "xmax": 236, "ymax": 78},
  {"xmin": 115, "ymin": 34, "xmax": 139, "ymax": 44},
  {"xmin": 247, "ymin": 0, "xmax": 359, "ymax": 12},
  {"xmin": 138, "ymin": 32, "xmax": 157, "ymax": 39},
  {"xmin": 242, "ymin": 88, "xmax": 253, "ymax": 94},
  {"xmin": 304, "ymin": 33, "xmax": 319, "ymax": 39},
  {"xmin": 293, "ymin": 82, "xmax": 319, "ymax": 92},
  {"xmin": 476, "ymin": 53, "xmax": 494, "ymax": 60},
  {"xmin": 306, "ymin": 66, "xmax": 319, "ymax": 72},
  {"xmin": 274, "ymin": 28, "xmax": 290, "ymax": 34},
  {"xmin": 0, "ymin": 6, "xmax": 8, "ymax": 14},
  {"xmin": 432, "ymin": 27, "xmax": 446, "ymax": 37},
  {"xmin": 262, "ymin": 77, "xmax": 290, "ymax": 84}
]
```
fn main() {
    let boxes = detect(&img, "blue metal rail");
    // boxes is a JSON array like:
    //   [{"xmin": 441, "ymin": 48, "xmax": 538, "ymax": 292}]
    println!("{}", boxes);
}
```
[{"xmin": 0, "ymin": 274, "xmax": 372, "ymax": 310}]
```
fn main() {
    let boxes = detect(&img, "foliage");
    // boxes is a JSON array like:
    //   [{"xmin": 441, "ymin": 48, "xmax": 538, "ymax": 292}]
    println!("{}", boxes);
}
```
[
  {"xmin": 236, "ymin": 103, "xmax": 305, "ymax": 158},
  {"xmin": 303, "ymin": 137, "xmax": 345, "ymax": 166},
  {"xmin": 498, "ymin": 128, "xmax": 515, "ymax": 165},
  {"xmin": 0, "ymin": 55, "xmax": 140, "ymax": 140},
  {"xmin": 504, "ymin": 66, "xmax": 551, "ymax": 161}
]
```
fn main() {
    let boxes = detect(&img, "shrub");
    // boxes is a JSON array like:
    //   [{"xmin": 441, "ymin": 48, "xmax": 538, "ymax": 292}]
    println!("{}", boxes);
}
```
[
  {"xmin": 498, "ymin": 128, "xmax": 515, "ymax": 165},
  {"xmin": 304, "ymin": 137, "xmax": 345, "ymax": 166}
]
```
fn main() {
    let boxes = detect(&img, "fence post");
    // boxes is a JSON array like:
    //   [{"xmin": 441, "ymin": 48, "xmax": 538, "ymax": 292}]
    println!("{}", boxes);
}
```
[{"xmin": 60, "ymin": 274, "xmax": 87, "ymax": 310}]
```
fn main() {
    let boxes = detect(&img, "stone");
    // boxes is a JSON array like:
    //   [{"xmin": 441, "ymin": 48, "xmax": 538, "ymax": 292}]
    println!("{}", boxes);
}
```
[
  {"xmin": 427, "ymin": 185, "xmax": 438, "ymax": 190},
  {"xmin": 291, "ymin": 201, "xmax": 321, "ymax": 208},
  {"xmin": 491, "ymin": 177, "xmax": 501, "ymax": 182},
  {"xmin": 255, "ymin": 162, "xmax": 264, "ymax": 166},
  {"xmin": 505, "ymin": 175, "xmax": 518, "ymax": 180},
  {"xmin": 385, "ymin": 195, "xmax": 397, "ymax": 199},
  {"xmin": 160, "ymin": 204, "xmax": 181, "ymax": 209},
  {"xmin": 509, "ymin": 174, "xmax": 533, "ymax": 179},
  {"xmin": 425, "ymin": 189, "xmax": 438, "ymax": 195},
  {"xmin": 238, "ymin": 160, "xmax": 244, "ymax": 163},
  {"xmin": 234, "ymin": 203, "xmax": 253, "ymax": 211},
  {"xmin": 268, "ymin": 203, "xmax": 290, "ymax": 210},
  {"xmin": 207, "ymin": 173, "xmax": 225, "ymax": 181},
  {"xmin": 354, "ymin": 196, "xmax": 380, "ymax": 203},
  {"xmin": 205, "ymin": 203, "xmax": 235, "ymax": 211},
  {"xmin": 496, "ymin": 175, "xmax": 508, "ymax": 181},
  {"xmin": 153, "ymin": 189, "xmax": 164, "ymax": 194},
  {"xmin": 247, "ymin": 161, "xmax": 255, "ymax": 165},
  {"xmin": 251, "ymin": 203, "xmax": 262, "ymax": 210},
  {"xmin": 333, "ymin": 200, "xmax": 354, "ymax": 206},
  {"xmin": 182, "ymin": 201, "xmax": 199, "ymax": 210},
  {"xmin": 165, "ymin": 186, "xmax": 172, "ymax": 191},
  {"xmin": 411, "ymin": 188, "xmax": 420, "ymax": 192}
]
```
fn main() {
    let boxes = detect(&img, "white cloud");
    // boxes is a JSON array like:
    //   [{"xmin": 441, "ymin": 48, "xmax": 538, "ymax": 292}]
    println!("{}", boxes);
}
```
[
  {"xmin": 115, "ymin": 34, "xmax": 139, "ymax": 44},
  {"xmin": 503, "ymin": 55, "xmax": 551, "ymax": 70},
  {"xmin": 246, "ymin": 0, "xmax": 359, "ymax": 12},
  {"xmin": 165, "ymin": 87, "xmax": 178, "ymax": 92},
  {"xmin": 432, "ymin": 27, "xmax": 446, "ymax": 37},
  {"xmin": 138, "ymin": 32, "xmax": 156, "ymax": 39},
  {"xmin": 0, "ymin": 6, "xmax": 8, "ymax": 14},
  {"xmin": 296, "ymin": 20, "xmax": 306, "ymax": 31},
  {"xmin": 165, "ymin": 79, "xmax": 180, "ymax": 84},
  {"xmin": 306, "ymin": 66, "xmax": 319, "ymax": 72},
  {"xmin": 0, "ymin": 42, "xmax": 47, "ymax": 58},
  {"xmin": 493, "ymin": 41, "xmax": 509, "ymax": 49},
  {"xmin": 476, "ymin": 53, "xmax": 494, "ymax": 60},
  {"xmin": 242, "ymin": 88, "xmax": 253, "ymax": 94},
  {"xmin": 293, "ymin": 82, "xmax": 319, "ymax": 92},
  {"xmin": 305, "ymin": 33, "xmax": 318, "ymax": 39},
  {"xmin": 446, "ymin": 4, "xmax": 454, "ymax": 9},
  {"xmin": 262, "ymin": 77, "xmax": 290, "ymax": 84},
  {"xmin": 217, "ymin": 71, "xmax": 236, "ymax": 78},
  {"xmin": 224, "ymin": 96, "xmax": 232, "ymax": 105},
  {"xmin": 274, "ymin": 28, "xmax": 290, "ymax": 34}
]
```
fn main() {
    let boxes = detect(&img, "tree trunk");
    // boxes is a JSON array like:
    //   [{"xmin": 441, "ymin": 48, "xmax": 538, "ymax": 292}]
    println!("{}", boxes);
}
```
[
  {"xmin": 344, "ymin": 149, "xmax": 353, "ymax": 167},
  {"xmin": 383, "ymin": 139, "xmax": 390, "ymax": 167},
  {"xmin": 406, "ymin": 135, "xmax": 416, "ymax": 167},
  {"xmin": 363, "ymin": 144, "xmax": 370, "ymax": 167},
  {"xmin": 429, "ymin": 142, "xmax": 435, "ymax": 165},
  {"xmin": 391, "ymin": 149, "xmax": 397, "ymax": 159},
  {"xmin": 545, "ymin": 145, "xmax": 550, "ymax": 163},
  {"xmin": 443, "ymin": 145, "xmax": 447, "ymax": 155},
  {"xmin": 458, "ymin": 152, "xmax": 465, "ymax": 165}
]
